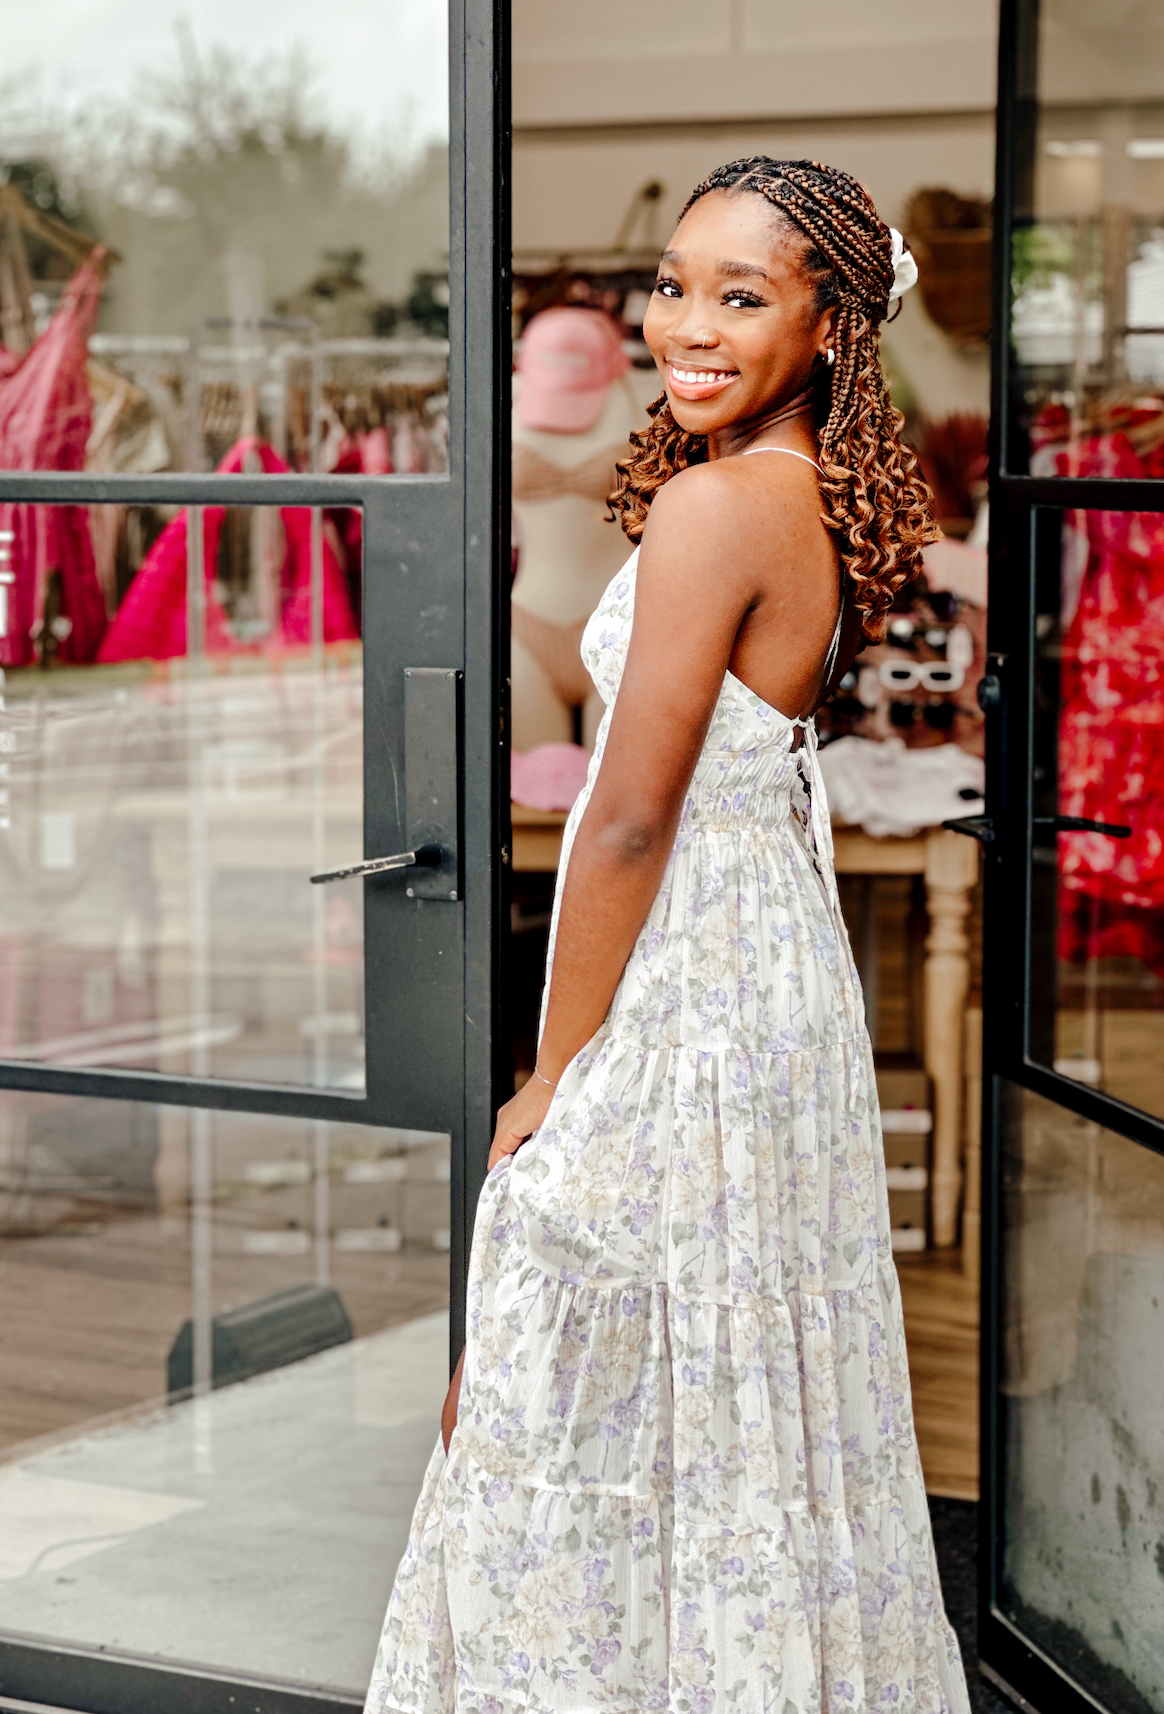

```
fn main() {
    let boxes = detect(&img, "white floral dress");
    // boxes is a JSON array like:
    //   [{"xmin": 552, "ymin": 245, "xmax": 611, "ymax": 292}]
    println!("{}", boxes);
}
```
[{"xmin": 365, "ymin": 549, "xmax": 970, "ymax": 1714}]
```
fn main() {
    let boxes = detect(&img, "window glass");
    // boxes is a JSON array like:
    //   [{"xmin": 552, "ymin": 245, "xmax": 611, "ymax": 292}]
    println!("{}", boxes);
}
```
[
  {"xmin": 0, "ymin": 1089, "xmax": 449, "ymax": 1694},
  {"xmin": 0, "ymin": 1, "xmax": 449, "ymax": 474},
  {"xmin": 1030, "ymin": 507, "xmax": 1164, "ymax": 1123},
  {"xmin": 1009, "ymin": 0, "xmax": 1164, "ymax": 471},
  {"xmin": 0, "ymin": 503, "xmax": 366, "ymax": 1091},
  {"xmin": 1000, "ymin": 1083, "xmax": 1164, "ymax": 1713}
]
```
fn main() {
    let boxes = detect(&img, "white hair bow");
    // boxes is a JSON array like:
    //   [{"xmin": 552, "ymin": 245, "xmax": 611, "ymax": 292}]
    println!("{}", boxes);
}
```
[{"xmin": 888, "ymin": 228, "xmax": 919, "ymax": 302}]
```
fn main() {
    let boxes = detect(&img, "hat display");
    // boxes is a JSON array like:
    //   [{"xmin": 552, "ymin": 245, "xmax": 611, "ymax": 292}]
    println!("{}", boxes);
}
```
[{"xmin": 515, "ymin": 307, "xmax": 629, "ymax": 433}]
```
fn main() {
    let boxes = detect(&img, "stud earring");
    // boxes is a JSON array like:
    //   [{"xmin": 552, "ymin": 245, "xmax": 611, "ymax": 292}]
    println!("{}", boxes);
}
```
[{"xmin": 825, "ymin": 348, "xmax": 835, "ymax": 366}]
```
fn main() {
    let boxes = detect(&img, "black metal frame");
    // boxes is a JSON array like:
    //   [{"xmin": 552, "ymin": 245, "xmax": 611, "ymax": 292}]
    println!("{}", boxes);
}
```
[
  {"xmin": 0, "ymin": 1, "xmax": 510, "ymax": 1710},
  {"xmin": 980, "ymin": 3, "xmax": 1164, "ymax": 1709}
]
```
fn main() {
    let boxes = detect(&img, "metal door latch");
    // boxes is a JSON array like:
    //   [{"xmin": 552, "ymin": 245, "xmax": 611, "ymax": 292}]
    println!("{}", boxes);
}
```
[
  {"xmin": 1033, "ymin": 815, "xmax": 1131, "ymax": 838},
  {"xmin": 311, "ymin": 843, "xmax": 442, "ymax": 884},
  {"xmin": 942, "ymin": 816, "xmax": 996, "ymax": 842},
  {"xmin": 308, "ymin": 667, "xmax": 462, "ymax": 900},
  {"xmin": 941, "ymin": 814, "xmax": 1133, "ymax": 845}
]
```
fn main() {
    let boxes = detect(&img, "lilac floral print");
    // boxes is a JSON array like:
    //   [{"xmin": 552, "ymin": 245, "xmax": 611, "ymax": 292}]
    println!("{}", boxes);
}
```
[{"xmin": 365, "ymin": 551, "xmax": 970, "ymax": 1714}]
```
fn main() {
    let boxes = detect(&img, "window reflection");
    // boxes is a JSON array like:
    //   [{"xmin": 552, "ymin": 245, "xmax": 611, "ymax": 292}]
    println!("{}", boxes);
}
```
[
  {"xmin": 1010, "ymin": 1, "xmax": 1164, "ymax": 469},
  {"xmin": 0, "ymin": 2, "xmax": 450, "ymax": 475},
  {"xmin": 0, "ymin": 1089, "xmax": 450, "ymax": 1692},
  {"xmin": 0, "ymin": 504, "xmax": 366, "ymax": 1090},
  {"xmin": 1001, "ymin": 1085, "xmax": 1164, "ymax": 1713}
]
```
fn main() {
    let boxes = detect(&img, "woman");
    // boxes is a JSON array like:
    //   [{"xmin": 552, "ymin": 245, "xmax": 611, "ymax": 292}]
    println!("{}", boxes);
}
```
[{"xmin": 366, "ymin": 158, "xmax": 970, "ymax": 1714}]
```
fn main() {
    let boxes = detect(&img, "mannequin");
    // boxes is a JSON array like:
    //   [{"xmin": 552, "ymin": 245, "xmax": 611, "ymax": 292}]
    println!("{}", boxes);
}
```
[{"xmin": 511, "ymin": 308, "xmax": 654, "ymax": 751}]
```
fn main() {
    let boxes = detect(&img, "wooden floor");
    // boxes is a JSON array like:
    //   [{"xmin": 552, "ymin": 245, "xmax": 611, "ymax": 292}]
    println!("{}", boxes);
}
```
[
  {"xmin": 0, "ymin": 1211, "xmax": 450, "ymax": 1456},
  {"xmin": 899, "ymin": 1248, "xmax": 980, "ymax": 1500},
  {"xmin": 2, "ymin": 1206, "xmax": 983, "ymax": 1507}
]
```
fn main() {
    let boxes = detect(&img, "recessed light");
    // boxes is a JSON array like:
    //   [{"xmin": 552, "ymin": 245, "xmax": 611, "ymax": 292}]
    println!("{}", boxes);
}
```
[
  {"xmin": 1045, "ymin": 140, "xmax": 1103, "ymax": 158},
  {"xmin": 1128, "ymin": 138, "xmax": 1164, "ymax": 159}
]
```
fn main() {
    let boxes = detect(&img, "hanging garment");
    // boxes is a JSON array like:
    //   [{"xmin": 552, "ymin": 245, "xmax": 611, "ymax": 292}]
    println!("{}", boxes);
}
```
[
  {"xmin": 365, "ymin": 548, "xmax": 970, "ymax": 1714},
  {"xmin": 1054, "ymin": 432, "xmax": 1164, "ymax": 976},
  {"xmin": 0, "ymin": 254, "xmax": 108, "ymax": 666},
  {"xmin": 97, "ymin": 437, "xmax": 358, "ymax": 662}
]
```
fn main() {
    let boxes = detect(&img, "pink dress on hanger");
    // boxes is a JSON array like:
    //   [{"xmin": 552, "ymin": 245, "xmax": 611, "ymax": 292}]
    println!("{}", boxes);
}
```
[
  {"xmin": 1055, "ymin": 432, "xmax": 1164, "ymax": 977},
  {"xmin": 0, "ymin": 254, "xmax": 109, "ymax": 667},
  {"xmin": 97, "ymin": 437, "xmax": 358, "ymax": 662}
]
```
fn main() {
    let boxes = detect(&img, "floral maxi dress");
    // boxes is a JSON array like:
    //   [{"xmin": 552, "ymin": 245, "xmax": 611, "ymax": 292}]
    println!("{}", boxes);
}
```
[{"xmin": 365, "ymin": 549, "xmax": 971, "ymax": 1714}]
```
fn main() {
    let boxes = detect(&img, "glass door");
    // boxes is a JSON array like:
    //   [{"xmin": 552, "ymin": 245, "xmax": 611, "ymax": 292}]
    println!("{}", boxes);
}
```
[
  {"xmin": 0, "ymin": 2, "xmax": 508, "ymax": 1710},
  {"xmin": 981, "ymin": 3, "xmax": 1164, "ymax": 1710}
]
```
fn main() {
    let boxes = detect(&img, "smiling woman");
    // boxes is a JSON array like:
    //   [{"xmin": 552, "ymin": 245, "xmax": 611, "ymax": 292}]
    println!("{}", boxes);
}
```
[
  {"xmin": 611, "ymin": 156, "xmax": 938, "ymax": 642},
  {"xmin": 364, "ymin": 158, "xmax": 969, "ymax": 1714}
]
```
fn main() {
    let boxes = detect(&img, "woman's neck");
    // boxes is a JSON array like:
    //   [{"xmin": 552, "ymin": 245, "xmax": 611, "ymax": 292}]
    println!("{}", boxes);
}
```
[{"xmin": 707, "ymin": 383, "xmax": 818, "ymax": 462}]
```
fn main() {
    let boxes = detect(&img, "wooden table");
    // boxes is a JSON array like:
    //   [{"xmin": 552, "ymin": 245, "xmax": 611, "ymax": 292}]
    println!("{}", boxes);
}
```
[{"xmin": 510, "ymin": 809, "xmax": 978, "ymax": 1249}]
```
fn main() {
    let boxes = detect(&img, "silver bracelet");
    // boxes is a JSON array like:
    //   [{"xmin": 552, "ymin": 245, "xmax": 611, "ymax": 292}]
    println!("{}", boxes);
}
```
[{"xmin": 531, "ymin": 1065, "xmax": 557, "ymax": 1091}]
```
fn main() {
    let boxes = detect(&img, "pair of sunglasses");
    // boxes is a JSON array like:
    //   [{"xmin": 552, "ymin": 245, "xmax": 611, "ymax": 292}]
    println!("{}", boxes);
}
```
[{"xmin": 879, "ymin": 660, "xmax": 966, "ymax": 693}]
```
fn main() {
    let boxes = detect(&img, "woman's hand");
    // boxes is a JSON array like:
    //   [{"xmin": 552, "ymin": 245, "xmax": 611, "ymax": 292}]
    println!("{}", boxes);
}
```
[{"xmin": 488, "ymin": 1072, "xmax": 556, "ymax": 1172}]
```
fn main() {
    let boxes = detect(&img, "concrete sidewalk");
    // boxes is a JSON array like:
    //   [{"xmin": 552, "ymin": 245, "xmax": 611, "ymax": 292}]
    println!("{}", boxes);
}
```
[{"xmin": 0, "ymin": 1312, "xmax": 449, "ymax": 1697}]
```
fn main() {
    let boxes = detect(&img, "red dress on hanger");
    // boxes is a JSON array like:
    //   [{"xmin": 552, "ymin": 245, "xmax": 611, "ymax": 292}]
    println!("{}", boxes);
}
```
[
  {"xmin": 97, "ymin": 437, "xmax": 359, "ymax": 662},
  {"xmin": 0, "ymin": 255, "xmax": 109, "ymax": 667},
  {"xmin": 1056, "ymin": 431, "xmax": 1164, "ymax": 975}
]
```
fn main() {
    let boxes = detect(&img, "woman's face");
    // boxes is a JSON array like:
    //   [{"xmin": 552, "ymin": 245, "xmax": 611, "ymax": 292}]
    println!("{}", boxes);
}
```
[{"xmin": 642, "ymin": 189, "xmax": 836, "ymax": 438}]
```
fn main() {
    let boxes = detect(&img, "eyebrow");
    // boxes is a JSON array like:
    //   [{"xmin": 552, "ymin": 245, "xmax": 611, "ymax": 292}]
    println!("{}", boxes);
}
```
[{"xmin": 658, "ymin": 250, "xmax": 772, "ymax": 284}]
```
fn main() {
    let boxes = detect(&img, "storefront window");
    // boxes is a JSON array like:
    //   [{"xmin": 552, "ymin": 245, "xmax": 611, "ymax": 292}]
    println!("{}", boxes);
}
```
[
  {"xmin": 1000, "ymin": 1084, "xmax": 1164, "ymax": 1713},
  {"xmin": 1009, "ymin": 0, "xmax": 1164, "ymax": 471},
  {"xmin": 0, "ymin": 501, "xmax": 368, "ymax": 1091},
  {"xmin": 1030, "ymin": 506, "xmax": 1164, "ymax": 1124},
  {"xmin": 0, "ymin": 1088, "xmax": 449, "ymax": 1694},
  {"xmin": 0, "ymin": 2, "xmax": 450, "ymax": 475}
]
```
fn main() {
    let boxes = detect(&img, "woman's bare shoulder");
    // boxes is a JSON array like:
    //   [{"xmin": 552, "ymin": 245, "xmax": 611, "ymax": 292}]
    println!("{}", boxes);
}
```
[{"xmin": 641, "ymin": 453, "xmax": 821, "ymax": 583}]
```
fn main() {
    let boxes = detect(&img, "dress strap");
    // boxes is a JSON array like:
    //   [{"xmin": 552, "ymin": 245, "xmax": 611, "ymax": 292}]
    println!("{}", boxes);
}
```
[{"xmin": 742, "ymin": 445, "xmax": 823, "ymax": 474}]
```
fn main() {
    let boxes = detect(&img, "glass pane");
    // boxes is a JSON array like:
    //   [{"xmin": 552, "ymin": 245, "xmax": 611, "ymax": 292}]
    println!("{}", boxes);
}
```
[
  {"xmin": 1000, "ymin": 1083, "xmax": 1164, "ymax": 1712},
  {"xmin": 0, "ymin": 3, "xmax": 449, "ymax": 474},
  {"xmin": 1030, "ymin": 506, "xmax": 1164, "ymax": 1121},
  {"xmin": 1009, "ymin": 0, "xmax": 1164, "ymax": 471},
  {"xmin": 0, "ymin": 503, "xmax": 366, "ymax": 1091},
  {"xmin": 0, "ymin": 1088, "xmax": 449, "ymax": 1695}
]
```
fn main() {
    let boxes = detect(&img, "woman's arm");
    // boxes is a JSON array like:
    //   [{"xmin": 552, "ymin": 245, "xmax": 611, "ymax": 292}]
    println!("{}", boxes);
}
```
[{"xmin": 490, "ymin": 468, "xmax": 756, "ymax": 1165}]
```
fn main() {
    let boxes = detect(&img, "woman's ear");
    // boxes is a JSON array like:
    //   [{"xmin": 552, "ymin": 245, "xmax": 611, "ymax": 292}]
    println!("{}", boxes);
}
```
[{"xmin": 816, "ymin": 304, "xmax": 838, "ymax": 360}]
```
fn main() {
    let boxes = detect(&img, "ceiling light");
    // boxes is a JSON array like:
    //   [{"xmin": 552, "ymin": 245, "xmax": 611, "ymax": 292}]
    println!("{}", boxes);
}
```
[
  {"xmin": 1045, "ymin": 140, "xmax": 1103, "ymax": 158},
  {"xmin": 1128, "ymin": 138, "xmax": 1164, "ymax": 159}
]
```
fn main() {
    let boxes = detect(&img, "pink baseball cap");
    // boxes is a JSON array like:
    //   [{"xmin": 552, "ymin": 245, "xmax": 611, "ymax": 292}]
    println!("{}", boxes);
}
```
[{"xmin": 515, "ymin": 308, "xmax": 630, "ymax": 433}]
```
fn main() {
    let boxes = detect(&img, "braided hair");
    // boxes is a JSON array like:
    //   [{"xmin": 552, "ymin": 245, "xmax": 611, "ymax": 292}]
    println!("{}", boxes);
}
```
[{"xmin": 607, "ymin": 158, "xmax": 939, "ymax": 640}]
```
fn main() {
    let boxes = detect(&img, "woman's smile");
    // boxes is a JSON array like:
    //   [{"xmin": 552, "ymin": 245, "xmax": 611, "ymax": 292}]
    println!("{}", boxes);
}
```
[{"xmin": 667, "ymin": 363, "xmax": 740, "ymax": 400}]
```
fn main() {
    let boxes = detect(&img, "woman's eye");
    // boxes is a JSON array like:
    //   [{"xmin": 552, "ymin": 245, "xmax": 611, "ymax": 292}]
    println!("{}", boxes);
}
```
[
  {"xmin": 725, "ymin": 290, "xmax": 764, "ymax": 309},
  {"xmin": 654, "ymin": 277, "xmax": 682, "ymax": 299}
]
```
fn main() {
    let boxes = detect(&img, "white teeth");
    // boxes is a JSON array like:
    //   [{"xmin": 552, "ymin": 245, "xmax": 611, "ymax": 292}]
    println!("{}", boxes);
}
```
[{"xmin": 673, "ymin": 367, "xmax": 735, "ymax": 385}]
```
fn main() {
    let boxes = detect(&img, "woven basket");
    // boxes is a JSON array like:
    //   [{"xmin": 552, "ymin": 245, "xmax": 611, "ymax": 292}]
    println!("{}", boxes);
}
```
[{"xmin": 911, "ymin": 229, "xmax": 993, "ymax": 342}]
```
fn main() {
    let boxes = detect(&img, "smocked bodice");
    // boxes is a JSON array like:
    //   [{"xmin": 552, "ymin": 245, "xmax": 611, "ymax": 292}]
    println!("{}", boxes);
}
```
[
  {"xmin": 541, "ymin": 549, "xmax": 860, "ymax": 1054},
  {"xmin": 581, "ymin": 547, "xmax": 818, "ymax": 837}
]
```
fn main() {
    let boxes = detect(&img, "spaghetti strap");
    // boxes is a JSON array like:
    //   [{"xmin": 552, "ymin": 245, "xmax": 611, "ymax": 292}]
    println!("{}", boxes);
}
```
[{"xmin": 742, "ymin": 445, "xmax": 823, "ymax": 474}]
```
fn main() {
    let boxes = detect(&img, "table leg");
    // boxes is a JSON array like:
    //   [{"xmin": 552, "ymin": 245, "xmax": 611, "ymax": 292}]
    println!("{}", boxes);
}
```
[{"xmin": 923, "ymin": 828, "xmax": 979, "ymax": 1247}]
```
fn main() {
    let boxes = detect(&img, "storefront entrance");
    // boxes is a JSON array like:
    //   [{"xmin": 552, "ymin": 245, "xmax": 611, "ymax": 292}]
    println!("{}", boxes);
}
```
[
  {"xmin": 980, "ymin": 3, "xmax": 1164, "ymax": 1711},
  {"xmin": 0, "ymin": 2, "xmax": 506, "ymax": 1710}
]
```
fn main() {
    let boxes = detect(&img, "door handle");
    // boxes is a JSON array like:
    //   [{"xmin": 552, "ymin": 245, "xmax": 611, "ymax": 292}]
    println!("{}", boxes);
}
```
[
  {"xmin": 310, "ymin": 843, "xmax": 443, "ymax": 885},
  {"xmin": 941, "ymin": 816, "xmax": 996, "ymax": 843},
  {"xmin": 942, "ymin": 814, "xmax": 1133, "ymax": 844},
  {"xmin": 1033, "ymin": 815, "xmax": 1131, "ymax": 838}
]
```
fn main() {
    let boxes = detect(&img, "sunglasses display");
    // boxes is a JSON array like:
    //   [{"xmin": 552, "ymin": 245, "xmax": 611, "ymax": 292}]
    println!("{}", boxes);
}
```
[{"xmin": 879, "ymin": 660, "xmax": 966, "ymax": 693}]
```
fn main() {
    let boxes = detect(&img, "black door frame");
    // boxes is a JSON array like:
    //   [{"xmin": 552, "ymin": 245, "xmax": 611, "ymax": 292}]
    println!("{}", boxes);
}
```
[
  {"xmin": 0, "ymin": 2, "xmax": 509, "ymax": 1710},
  {"xmin": 980, "ymin": 3, "xmax": 1164, "ymax": 1709}
]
